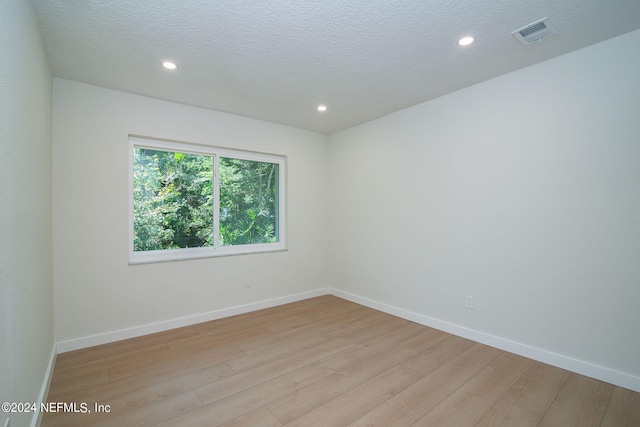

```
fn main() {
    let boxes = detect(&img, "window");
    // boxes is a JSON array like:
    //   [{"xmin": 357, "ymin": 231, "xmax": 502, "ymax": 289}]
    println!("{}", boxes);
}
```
[{"xmin": 129, "ymin": 137, "xmax": 286, "ymax": 263}]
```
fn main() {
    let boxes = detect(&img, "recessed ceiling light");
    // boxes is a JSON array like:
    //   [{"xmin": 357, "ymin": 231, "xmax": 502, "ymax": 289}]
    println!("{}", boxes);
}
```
[
  {"xmin": 458, "ymin": 36, "xmax": 475, "ymax": 46},
  {"xmin": 162, "ymin": 61, "xmax": 177, "ymax": 70},
  {"xmin": 317, "ymin": 105, "xmax": 327, "ymax": 112}
]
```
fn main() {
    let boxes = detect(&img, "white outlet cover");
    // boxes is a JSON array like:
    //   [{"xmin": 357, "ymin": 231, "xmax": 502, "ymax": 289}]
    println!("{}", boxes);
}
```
[{"xmin": 465, "ymin": 295, "xmax": 474, "ymax": 309}]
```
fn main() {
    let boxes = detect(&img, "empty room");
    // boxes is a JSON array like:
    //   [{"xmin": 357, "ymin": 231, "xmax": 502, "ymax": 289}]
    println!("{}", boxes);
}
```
[{"xmin": 2, "ymin": 0, "xmax": 640, "ymax": 426}]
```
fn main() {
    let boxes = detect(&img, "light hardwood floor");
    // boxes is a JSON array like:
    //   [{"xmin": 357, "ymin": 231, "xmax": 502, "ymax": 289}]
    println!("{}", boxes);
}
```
[{"xmin": 42, "ymin": 295, "xmax": 640, "ymax": 426}]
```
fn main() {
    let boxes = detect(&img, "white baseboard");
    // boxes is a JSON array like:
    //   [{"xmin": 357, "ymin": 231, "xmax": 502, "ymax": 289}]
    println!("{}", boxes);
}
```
[
  {"xmin": 329, "ymin": 288, "xmax": 640, "ymax": 393},
  {"xmin": 31, "ymin": 344, "xmax": 57, "ymax": 427},
  {"xmin": 56, "ymin": 288, "xmax": 328, "ymax": 353}
]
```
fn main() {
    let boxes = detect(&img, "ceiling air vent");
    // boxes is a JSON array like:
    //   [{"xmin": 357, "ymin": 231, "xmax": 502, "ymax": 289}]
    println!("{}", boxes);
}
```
[{"xmin": 513, "ymin": 18, "xmax": 558, "ymax": 45}]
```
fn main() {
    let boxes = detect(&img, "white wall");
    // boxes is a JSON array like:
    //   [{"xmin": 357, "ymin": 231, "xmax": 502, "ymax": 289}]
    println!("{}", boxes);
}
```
[
  {"xmin": 53, "ymin": 79, "xmax": 328, "ymax": 344},
  {"xmin": 328, "ymin": 30, "xmax": 640, "ymax": 381},
  {"xmin": 0, "ymin": 1, "xmax": 53, "ymax": 427}
]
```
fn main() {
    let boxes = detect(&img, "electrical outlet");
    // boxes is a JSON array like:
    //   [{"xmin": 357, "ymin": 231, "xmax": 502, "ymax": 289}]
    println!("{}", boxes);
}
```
[
  {"xmin": 465, "ymin": 295, "xmax": 474, "ymax": 310},
  {"xmin": 244, "ymin": 275, "xmax": 253, "ymax": 289}
]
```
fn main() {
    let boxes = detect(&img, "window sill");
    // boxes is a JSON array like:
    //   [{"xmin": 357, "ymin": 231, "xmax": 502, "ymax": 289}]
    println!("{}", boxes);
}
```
[{"xmin": 129, "ymin": 244, "xmax": 287, "ymax": 265}]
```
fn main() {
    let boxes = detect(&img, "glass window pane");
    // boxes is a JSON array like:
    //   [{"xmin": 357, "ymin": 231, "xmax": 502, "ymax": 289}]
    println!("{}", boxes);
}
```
[
  {"xmin": 219, "ymin": 157, "xmax": 279, "ymax": 246},
  {"xmin": 133, "ymin": 148, "xmax": 214, "ymax": 251}
]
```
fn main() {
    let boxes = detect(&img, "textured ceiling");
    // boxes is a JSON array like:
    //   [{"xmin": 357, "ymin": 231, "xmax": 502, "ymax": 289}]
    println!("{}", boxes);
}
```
[{"xmin": 32, "ymin": 0, "xmax": 640, "ymax": 134}]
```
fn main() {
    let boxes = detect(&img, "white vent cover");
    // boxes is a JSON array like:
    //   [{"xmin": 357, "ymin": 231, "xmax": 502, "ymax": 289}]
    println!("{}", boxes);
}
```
[{"xmin": 513, "ymin": 18, "xmax": 558, "ymax": 45}]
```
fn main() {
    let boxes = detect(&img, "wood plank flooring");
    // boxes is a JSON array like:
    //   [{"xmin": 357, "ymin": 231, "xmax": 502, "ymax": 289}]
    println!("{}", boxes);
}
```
[{"xmin": 42, "ymin": 295, "xmax": 640, "ymax": 426}]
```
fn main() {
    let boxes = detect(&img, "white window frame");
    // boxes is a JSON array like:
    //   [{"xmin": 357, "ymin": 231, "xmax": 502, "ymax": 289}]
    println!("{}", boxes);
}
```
[{"xmin": 129, "ymin": 136, "xmax": 287, "ymax": 264}]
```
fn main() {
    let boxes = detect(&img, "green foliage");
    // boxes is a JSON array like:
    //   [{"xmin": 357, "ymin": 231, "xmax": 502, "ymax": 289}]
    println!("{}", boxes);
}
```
[
  {"xmin": 133, "ymin": 148, "xmax": 278, "ymax": 251},
  {"xmin": 133, "ymin": 148, "xmax": 213, "ymax": 251},
  {"xmin": 219, "ymin": 158, "xmax": 278, "ymax": 245}
]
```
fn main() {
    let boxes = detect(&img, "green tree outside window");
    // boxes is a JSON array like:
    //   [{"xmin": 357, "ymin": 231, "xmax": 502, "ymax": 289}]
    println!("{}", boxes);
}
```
[{"xmin": 133, "ymin": 148, "xmax": 279, "ymax": 252}]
